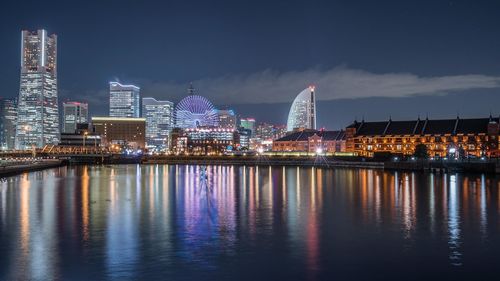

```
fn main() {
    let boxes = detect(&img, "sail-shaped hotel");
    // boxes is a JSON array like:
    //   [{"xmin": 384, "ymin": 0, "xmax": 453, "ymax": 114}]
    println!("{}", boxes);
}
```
[{"xmin": 286, "ymin": 86, "xmax": 316, "ymax": 132}]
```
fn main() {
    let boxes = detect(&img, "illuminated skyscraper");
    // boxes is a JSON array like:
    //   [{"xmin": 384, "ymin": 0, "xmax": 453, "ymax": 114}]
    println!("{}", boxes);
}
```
[
  {"xmin": 109, "ymin": 82, "xmax": 140, "ymax": 118},
  {"xmin": 255, "ymin": 122, "xmax": 275, "ymax": 140},
  {"xmin": 239, "ymin": 117, "xmax": 256, "ymax": 136},
  {"xmin": 286, "ymin": 86, "xmax": 316, "ymax": 132},
  {"xmin": 16, "ymin": 29, "xmax": 59, "ymax": 148},
  {"xmin": 63, "ymin": 101, "xmax": 89, "ymax": 133},
  {"xmin": 142, "ymin": 97, "xmax": 174, "ymax": 150},
  {"xmin": 217, "ymin": 109, "xmax": 237, "ymax": 129},
  {"xmin": 0, "ymin": 98, "xmax": 17, "ymax": 150}
]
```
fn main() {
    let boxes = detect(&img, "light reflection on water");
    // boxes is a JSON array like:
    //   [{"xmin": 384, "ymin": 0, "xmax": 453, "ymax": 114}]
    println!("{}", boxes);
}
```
[{"xmin": 0, "ymin": 165, "xmax": 499, "ymax": 280}]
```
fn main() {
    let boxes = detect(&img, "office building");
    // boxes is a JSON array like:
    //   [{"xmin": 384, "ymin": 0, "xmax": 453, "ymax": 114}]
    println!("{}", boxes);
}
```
[
  {"xmin": 0, "ymin": 98, "xmax": 17, "ymax": 150},
  {"xmin": 237, "ymin": 128, "xmax": 251, "ymax": 149},
  {"xmin": 63, "ymin": 101, "xmax": 88, "ymax": 133},
  {"xmin": 16, "ymin": 29, "xmax": 59, "ymax": 148},
  {"xmin": 109, "ymin": 82, "xmax": 140, "ymax": 118},
  {"xmin": 142, "ymin": 97, "xmax": 174, "ymax": 150},
  {"xmin": 273, "ymin": 125, "xmax": 288, "ymax": 140},
  {"xmin": 218, "ymin": 109, "xmax": 237, "ymax": 129},
  {"xmin": 239, "ymin": 118, "xmax": 256, "ymax": 137},
  {"xmin": 173, "ymin": 127, "xmax": 237, "ymax": 155},
  {"xmin": 91, "ymin": 117, "xmax": 146, "ymax": 149},
  {"xmin": 255, "ymin": 122, "xmax": 275, "ymax": 140}
]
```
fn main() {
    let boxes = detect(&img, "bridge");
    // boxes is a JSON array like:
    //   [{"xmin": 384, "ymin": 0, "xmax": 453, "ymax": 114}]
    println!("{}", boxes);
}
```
[{"xmin": 0, "ymin": 145, "xmax": 120, "ymax": 164}]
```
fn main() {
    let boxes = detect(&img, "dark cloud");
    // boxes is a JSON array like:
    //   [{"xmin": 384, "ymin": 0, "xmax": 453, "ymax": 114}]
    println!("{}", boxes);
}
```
[{"xmin": 135, "ymin": 67, "xmax": 500, "ymax": 105}]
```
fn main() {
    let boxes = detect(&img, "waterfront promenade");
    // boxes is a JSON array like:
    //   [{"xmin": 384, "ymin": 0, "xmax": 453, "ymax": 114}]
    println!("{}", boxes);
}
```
[
  {"xmin": 143, "ymin": 155, "xmax": 500, "ymax": 174},
  {"xmin": 1, "ymin": 153, "xmax": 499, "ymax": 175}
]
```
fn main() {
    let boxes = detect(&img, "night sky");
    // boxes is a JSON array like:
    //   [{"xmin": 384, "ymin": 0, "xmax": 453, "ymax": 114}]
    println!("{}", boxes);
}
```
[{"xmin": 1, "ymin": 0, "xmax": 500, "ymax": 128}]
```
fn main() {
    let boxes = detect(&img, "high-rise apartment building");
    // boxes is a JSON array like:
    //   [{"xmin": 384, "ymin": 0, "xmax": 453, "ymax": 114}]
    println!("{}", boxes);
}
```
[
  {"xmin": 0, "ymin": 98, "xmax": 18, "ymax": 150},
  {"xmin": 142, "ymin": 97, "xmax": 174, "ymax": 150},
  {"xmin": 63, "ymin": 101, "xmax": 89, "ymax": 133},
  {"xmin": 16, "ymin": 29, "xmax": 59, "ymax": 148},
  {"xmin": 109, "ymin": 82, "xmax": 140, "ymax": 118}
]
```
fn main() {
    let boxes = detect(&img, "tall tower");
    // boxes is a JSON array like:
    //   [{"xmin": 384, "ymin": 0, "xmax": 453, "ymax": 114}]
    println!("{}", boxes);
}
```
[
  {"xmin": 16, "ymin": 29, "xmax": 59, "ymax": 149},
  {"xmin": 109, "ymin": 82, "xmax": 141, "ymax": 118}
]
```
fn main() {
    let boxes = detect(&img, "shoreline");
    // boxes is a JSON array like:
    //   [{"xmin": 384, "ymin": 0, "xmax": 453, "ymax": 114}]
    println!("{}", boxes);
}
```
[
  {"xmin": 141, "ymin": 156, "xmax": 384, "ymax": 169},
  {"xmin": 1, "ymin": 156, "xmax": 499, "ymax": 176},
  {"xmin": 0, "ymin": 159, "xmax": 64, "ymax": 178},
  {"xmin": 142, "ymin": 156, "xmax": 500, "ymax": 174}
]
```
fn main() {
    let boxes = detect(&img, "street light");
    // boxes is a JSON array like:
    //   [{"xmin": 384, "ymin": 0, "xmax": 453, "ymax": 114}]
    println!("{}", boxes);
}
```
[
  {"xmin": 83, "ymin": 131, "xmax": 88, "ymax": 153},
  {"xmin": 23, "ymin": 125, "xmax": 32, "ymax": 148}
]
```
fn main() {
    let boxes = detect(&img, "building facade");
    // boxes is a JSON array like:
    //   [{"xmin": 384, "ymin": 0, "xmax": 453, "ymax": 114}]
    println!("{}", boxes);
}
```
[
  {"xmin": 239, "ymin": 118, "xmax": 255, "ymax": 137},
  {"xmin": 59, "ymin": 133, "xmax": 101, "ymax": 147},
  {"xmin": 0, "ymin": 98, "xmax": 17, "ymax": 150},
  {"xmin": 237, "ymin": 128, "xmax": 251, "ymax": 149},
  {"xmin": 16, "ymin": 29, "xmax": 59, "ymax": 149},
  {"xmin": 172, "ymin": 127, "xmax": 238, "ymax": 155},
  {"xmin": 63, "ymin": 101, "xmax": 88, "ymax": 133},
  {"xmin": 142, "ymin": 97, "xmax": 174, "ymax": 150},
  {"xmin": 255, "ymin": 122, "xmax": 275, "ymax": 141},
  {"xmin": 286, "ymin": 86, "xmax": 316, "ymax": 132},
  {"xmin": 345, "ymin": 117, "xmax": 500, "ymax": 157},
  {"xmin": 109, "ymin": 82, "xmax": 140, "ymax": 118},
  {"xmin": 273, "ymin": 125, "xmax": 288, "ymax": 140},
  {"xmin": 217, "ymin": 109, "xmax": 237, "ymax": 129},
  {"xmin": 273, "ymin": 129, "xmax": 346, "ymax": 153},
  {"xmin": 91, "ymin": 117, "xmax": 146, "ymax": 149}
]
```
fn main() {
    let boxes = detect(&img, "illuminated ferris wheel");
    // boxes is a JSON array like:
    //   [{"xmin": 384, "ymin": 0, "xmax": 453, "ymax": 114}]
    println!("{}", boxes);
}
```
[{"xmin": 175, "ymin": 95, "xmax": 219, "ymax": 129}]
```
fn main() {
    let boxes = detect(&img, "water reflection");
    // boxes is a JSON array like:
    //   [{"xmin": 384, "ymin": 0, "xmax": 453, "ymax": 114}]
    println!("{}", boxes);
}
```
[
  {"xmin": 448, "ymin": 175, "xmax": 462, "ymax": 266},
  {"xmin": 0, "ymin": 165, "xmax": 499, "ymax": 280}
]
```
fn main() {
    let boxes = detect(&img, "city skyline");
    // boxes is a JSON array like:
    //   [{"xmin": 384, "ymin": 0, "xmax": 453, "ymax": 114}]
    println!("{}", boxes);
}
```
[
  {"xmin": 1, "ymin": 1, "xmax": 500, "ymax": 128},
  {"xmin": 1, "ymin": 3, "xmax": 500, "ymax": 280}
]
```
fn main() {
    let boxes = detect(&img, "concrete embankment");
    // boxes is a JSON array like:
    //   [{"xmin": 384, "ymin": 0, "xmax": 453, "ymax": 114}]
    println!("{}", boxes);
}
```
[
  {"xmin": 385, "ymin": 160, "xmax": 500, "ymax": 174},
  {"xmin": 143, "ymin": 156, "xmax": 500, "ymax": 174},
  {"xmin": 142, "ymin": 156, "xmax": 384, "ymax": 169},
  {"xmin": 0, "ymin": 159, "xmax": 63, "ymax": 177}
]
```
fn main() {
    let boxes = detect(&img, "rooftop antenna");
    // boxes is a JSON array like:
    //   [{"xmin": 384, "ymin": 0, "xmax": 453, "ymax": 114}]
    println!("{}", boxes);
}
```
[{"xmin": 188, "ymin": 82, "xmax": 195, "ymax": 95}]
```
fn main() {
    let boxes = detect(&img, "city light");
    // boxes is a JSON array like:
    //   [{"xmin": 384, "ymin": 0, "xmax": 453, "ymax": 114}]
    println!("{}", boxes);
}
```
[{"xmin": 1, "ymin": 5, "xmax": 499, "ymax": 281}]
